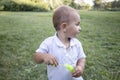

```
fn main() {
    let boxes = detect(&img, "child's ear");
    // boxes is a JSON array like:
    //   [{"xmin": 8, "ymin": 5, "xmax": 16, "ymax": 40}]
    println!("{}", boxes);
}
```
[{"xmin": 61, "ymin": 22, "xmax": 67, "ymax": 32}]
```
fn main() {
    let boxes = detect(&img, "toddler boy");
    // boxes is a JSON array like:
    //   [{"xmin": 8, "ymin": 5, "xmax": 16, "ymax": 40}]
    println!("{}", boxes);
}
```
[{"xmin": 34, "ymin": 5, "xmax": 86, "ymax": 80}]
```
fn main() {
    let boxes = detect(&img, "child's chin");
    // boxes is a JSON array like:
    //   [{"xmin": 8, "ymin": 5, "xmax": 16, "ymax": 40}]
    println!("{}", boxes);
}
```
[
  {"xmin": 71, "ymin": 36, "xmax": 78, "ymax": 38},
  {"xmin": 69, "ymin": 35, "xmax": 78, "ymax": 38},
  {"xmin": 74, "ymin": 34, "xmax": 78, "ymax": 38}
]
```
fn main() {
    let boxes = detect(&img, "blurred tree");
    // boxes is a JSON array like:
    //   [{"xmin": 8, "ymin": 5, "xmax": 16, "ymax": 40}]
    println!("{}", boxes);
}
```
[
  {"xmin": 0, "ymin": 0, "xmax": 51, "ymax": 11},
  {"xmin": 105, "ymin": 2, "xmax": 112, "ymax": 9},
  {"xmin": 44, "ymin": 0, "xmax": 63, "ymax": 10},
  {"xmin": 49, "ymin": 0, "xmax": 53, "ymax": 9},
  {"xmin": 69, "ymin": 0, "xmax": 92, "ymax": 10},
  {"xmin": 94, "ymin": 0, "xmax": 104, "ymax": 9},
  {"xmin": 94, "ymin": 0, "xmax": 120, "ymax": 11},
  {"xmin": 111, "ymin": 0, "xmax": 120, "ymax": 8},
  {"xmin": 69, "ymin": 0, "xmax": 78, "ymax": 9},
  {"xmin": 80, "ymin": 2, "xmax": 92, "ymax": 10},
  {"xmin": 63, "ymin": 0, "xmax": 72, "ymax": 5},
  {"xmin": 103, "ymin": 0, "xmax": 120, "ymax": 11}
]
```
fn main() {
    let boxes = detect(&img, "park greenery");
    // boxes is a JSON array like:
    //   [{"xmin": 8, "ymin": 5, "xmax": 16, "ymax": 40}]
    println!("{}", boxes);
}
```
[
  {"xmin": 0, "ymin": 0, "xmax": 120, "ymax": 11},
  {"xmin": 0, "ymin": 0, "xmax": 120, "ymax": 80},
  {"xmin": 0, "ymin": 11, "xmax": 120, "ymax": 80}
]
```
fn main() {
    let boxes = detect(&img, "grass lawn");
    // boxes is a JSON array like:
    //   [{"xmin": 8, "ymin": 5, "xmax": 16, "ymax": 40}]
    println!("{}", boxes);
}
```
[{"xmin": 0, "ymin": 11, "xmax": 120, "ymax": 80}]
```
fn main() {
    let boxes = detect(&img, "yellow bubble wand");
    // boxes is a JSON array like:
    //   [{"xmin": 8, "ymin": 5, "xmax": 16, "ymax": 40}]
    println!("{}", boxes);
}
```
[
  {"xmin": 52, "ymin": 64, "xmax": 74, "ymax": 72},
  {"xmin": 64, "ymin": 64, "xmax": 74, "ymax": 72}
]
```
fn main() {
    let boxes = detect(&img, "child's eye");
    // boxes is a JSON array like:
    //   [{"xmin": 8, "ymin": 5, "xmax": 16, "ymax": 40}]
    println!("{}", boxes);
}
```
[
  {"xmin": 76, "ymin": 23, "xmax": 79, "ymax": 26},
  {"xmin": 76, "ymin": 22, "xmax": 80, "ymax": 26}
]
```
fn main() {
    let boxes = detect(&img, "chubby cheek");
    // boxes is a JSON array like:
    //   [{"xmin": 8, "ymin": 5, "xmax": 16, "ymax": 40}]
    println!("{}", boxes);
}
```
[
  {"xmin": 65, "ymin": 23, "xmax": 79, "ymax": 36},
  {"xmin": 67, "ymin": 28, "xmax": 79, "ymax": 37},
  {"xmin": 72, "ymin": 27, "xmax": 80, "ymax": 36},
  {"xmin": 71, "ymin": 26, "xmax": 79, "ymax": 33}
]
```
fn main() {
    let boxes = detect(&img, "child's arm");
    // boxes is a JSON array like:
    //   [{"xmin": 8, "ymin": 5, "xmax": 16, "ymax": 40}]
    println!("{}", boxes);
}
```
[
  {"xmin": 34, "ymin": 52, "xmax": 58, "ymax": 66},
  {"xmin": 72, "ymin": 58, "xmax": 86, "ymax": 77}
]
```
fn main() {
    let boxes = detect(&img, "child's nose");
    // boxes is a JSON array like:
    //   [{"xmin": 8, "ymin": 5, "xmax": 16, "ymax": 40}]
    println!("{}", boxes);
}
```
[
  {"xmin": 77, "ymin": 26, "xmax": 81, "ymax": 31},
  {"xmin": 79, "ymin": 26, "xmax": 81, "ymax": 31}
]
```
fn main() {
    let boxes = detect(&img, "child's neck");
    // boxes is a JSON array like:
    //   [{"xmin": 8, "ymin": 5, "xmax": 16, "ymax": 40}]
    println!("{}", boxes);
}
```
[{"xmin": 57, "ymin": 32, "xmax": 70, "ymax": 49}]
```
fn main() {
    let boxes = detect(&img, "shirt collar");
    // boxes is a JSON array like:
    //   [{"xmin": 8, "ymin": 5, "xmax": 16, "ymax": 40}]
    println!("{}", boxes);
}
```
[{"xmin": 54, "ymin": 33, "xmax": 77, "ymax": 48}]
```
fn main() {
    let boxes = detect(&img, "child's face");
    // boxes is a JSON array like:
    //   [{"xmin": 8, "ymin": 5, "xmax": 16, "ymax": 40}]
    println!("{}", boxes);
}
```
[{"xmin": 65, "ymin": 12, "xmax": 81, "ymax": 38}]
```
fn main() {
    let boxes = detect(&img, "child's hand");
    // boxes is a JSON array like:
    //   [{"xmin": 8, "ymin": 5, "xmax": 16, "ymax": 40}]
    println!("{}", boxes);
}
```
[
  {"xmin": 72, "ymin": 66, "xmax": 83, "ymax": 78},
  {"xmin": 42, "ymin": 53, "xmax": 58, "ymax": 66}
]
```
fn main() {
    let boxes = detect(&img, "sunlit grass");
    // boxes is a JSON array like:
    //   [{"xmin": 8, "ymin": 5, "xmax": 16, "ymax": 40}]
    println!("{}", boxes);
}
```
[{"xmin": 0, "ymin": 11, "xmax": 120, "ymax": 80}]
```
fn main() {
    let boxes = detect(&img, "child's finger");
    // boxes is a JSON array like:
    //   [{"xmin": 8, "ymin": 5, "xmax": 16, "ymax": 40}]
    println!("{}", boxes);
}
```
[
  {"xmin": 72, "ymin": 69, "xmax": 78, "ymax": 76},
  {"xmin": 49, "ymin": 59, "xmax": 54, "ymax": 65},
  {"xmin": 44, "ymin": 54, "xmax": 58, "ymax": 66},
  {"xmin": 72, "ymin": 66, "xmax": 82, "ymax": 77},
  {"xmin": 52, "ymin": 57, "xmax": 58, "ymax": 66}
]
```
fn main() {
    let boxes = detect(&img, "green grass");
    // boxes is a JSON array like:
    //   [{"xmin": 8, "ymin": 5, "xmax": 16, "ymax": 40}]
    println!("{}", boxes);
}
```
[{"xmin": 0, "ymin": 11, "xmax": 120, "ymax": 80}]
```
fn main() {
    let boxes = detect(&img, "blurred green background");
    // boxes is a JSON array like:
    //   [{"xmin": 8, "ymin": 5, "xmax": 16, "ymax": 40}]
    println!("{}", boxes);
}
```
[
  {"xmin": 0, "ymin": 0, "xmax": 120, "ymax": 11},
  {"xmin": 0, "ymin": 0, "xmax": 120, "ymax": 80}
]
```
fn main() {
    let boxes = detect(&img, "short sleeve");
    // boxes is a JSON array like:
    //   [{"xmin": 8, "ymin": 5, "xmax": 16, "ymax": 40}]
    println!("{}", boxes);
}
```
[
  {"xmin": 35, "ymin": 40, "xmax": 49, "ymax": 53},
  {"xmin": 77, "ymin": 41, "xmax": 86, "ymax": 59}
]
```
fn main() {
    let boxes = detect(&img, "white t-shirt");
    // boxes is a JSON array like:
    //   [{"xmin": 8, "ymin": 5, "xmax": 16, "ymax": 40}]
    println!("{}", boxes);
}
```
[{"xmin": 36, "ymin": 33, "xmax": 86, "ymax": 80}]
